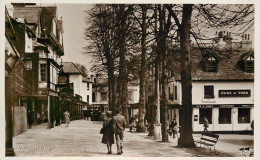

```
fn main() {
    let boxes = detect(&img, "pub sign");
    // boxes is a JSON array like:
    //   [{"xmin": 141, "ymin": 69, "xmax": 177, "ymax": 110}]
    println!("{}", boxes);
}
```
[{"xmin": 219, "ymin": 90, "xmax": 251, "ymax": 97}]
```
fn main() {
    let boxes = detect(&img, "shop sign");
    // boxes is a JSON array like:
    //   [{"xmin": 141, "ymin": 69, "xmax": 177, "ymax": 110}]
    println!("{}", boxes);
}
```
[
  {"xmin": 194, "ymin": 105, "xmax": 214, "ymax": 108},
  {"xmin": 193, "ymin": 104, "xmax": 254, "ymax": 108},
  {"xmin": 219, "ymin": 90, "xmax": 251, "ymax": 97}
]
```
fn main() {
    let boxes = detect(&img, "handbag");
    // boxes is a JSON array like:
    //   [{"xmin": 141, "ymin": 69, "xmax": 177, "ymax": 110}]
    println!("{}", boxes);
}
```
[{"xmin": 100, "ymin": 128, "xmax": 104, "ymax": 134}]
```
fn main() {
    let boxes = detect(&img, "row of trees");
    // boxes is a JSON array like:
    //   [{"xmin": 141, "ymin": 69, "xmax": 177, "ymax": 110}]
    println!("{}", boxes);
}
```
[{"xmin": 84, "ymin": 4, "xmax": 253, "ymax": 147}]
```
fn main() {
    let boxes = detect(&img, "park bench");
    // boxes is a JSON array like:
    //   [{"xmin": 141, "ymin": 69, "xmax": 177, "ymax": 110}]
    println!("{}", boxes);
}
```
[{"xmin": 194, "ymin": 132, "xmax": 219, "ymax": 153}]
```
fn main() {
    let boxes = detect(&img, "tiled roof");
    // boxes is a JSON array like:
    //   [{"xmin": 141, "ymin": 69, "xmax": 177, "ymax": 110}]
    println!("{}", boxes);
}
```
[
  {"xmin": 13, "ymin": 7, "xmax": 41, "ymax": 24},
  {"xmin": 13, "ymin": 6, "xmax": 57, "ymax": 36},
  {"xmin": 40, "ymin": 7, "xmax": 57, "ymax": 35},
  {"xmin": 172, "ymin": 47, "xmax": 254, "ymax": 81},
  {"xmin": 63, "ymin": 62, "xmax": 83, "ymax": 74}
]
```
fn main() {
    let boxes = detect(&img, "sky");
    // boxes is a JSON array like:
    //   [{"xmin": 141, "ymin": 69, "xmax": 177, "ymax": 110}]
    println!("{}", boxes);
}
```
[{"xmin": 57, "ymin": 4, "xmax": 93, "ymax": 72}]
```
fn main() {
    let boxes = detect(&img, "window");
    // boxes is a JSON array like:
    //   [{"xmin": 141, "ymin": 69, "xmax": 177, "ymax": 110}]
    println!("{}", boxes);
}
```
[
  {"xmin": 219, "ymin": 108, "xmax": 231, "ymax": 124},
  {"xmin": 199, "ymin": 108, "xmax": 212, "ymax": 124},
  {"xmin": 92, "ymin": 93, "xmax": 96, "ymax": 102},
  {"xmin": 87, "ymin": 83, "xmax": 89, "ymax": 90},
  {"xmin": 204, "ymin": 85, "xmax": 214, "ymax": 99},
  {"xmin": 205, "ymin": 56, "xmax": 218, "ymax": 72},
  {"xmin": 174, "ymin": 86, "xmax": 177, "ymax": 100},
  {"xmin": 245, "ymin": 55, "xmax": 254, "ymax": 72},
  {"xmin": 101, "ymin": 92, "xmax": 107, "ymax": 101},
  {"xmin": 128, "ymin": 91, "xmax": 133, "ymax": 101},
  {"xmin": 40, "ymin": 64, "xmax": 47, "ymax": 81},
  {"xmin": 169, "ymin": 87, "xmax": 173, "ymax": 101},
  {"xmin": 238, "ymin": 108, "xmax": 250, "ymax": 123},
  {"xmin": 87, "ymin": 95, "xmax": 89, "ymax": 102},
  {"xmin": 148, "ymin": 85, "xmax": 152, "ymax": 92}
]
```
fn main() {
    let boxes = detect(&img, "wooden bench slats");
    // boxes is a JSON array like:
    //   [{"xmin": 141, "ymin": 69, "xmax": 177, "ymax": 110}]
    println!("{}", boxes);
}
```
[
  {"xmin": 203, "ymin": 133, "xmax": 219, "ymax": 138},
  {"xmin": 201, "ymin": 137, "xmax": 218, "ymax": 143},
  {"xmin": 195, "ymin": 132, "xmax": 219, "ymax": 154}
]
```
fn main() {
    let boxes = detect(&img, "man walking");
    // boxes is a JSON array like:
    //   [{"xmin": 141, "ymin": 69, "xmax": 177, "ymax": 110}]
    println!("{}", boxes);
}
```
[{"xmin": 113, "ymin": 109, "xmax": 126, "ymax": 155}]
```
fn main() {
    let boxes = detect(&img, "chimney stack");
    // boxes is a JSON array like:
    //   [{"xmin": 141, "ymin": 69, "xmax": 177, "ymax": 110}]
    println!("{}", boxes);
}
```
[{"xmin": 241, "ymin": 33, "xmax": 252, "ymax": 49}]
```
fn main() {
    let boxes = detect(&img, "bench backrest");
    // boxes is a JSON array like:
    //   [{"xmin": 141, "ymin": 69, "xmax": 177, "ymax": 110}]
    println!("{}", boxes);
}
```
[{"xmin": 200, "ymin": 132, "xmax": 219, "ymax": 145}]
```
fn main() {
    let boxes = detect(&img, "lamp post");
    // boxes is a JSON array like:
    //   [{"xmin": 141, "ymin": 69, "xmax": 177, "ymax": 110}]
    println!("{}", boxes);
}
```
[{"xmin": 154, "ymin": 79, "xmax": 161, "ymax": 141}]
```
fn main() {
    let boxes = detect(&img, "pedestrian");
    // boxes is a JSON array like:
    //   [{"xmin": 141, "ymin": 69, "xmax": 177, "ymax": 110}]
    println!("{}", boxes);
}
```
[
  {"xmin": 129, "ymin": 116, "xmax": 135, "ymax": 132},
  {"xmin": 203, "ymin": 117, "xmax": 209, "ymax": 132},
  {"xmin": 251, "ymin": 120, "xmax": 254, "ymax": 135},
  {"xmin": 170, "ymin": 118, "xmax": 178, "ymax": 138},
  {"xmin": 113, "ymin": 109, "xmax": 126, "ymax": 155},
  {"xmin": 64, "ymin": 110, "xmax": 70, "ymax": 127},
  {"xmin": 28, "ymin": 110, "xmax": 34, "ymax": 129},
  {"xmin": 144, "ymin": 119, "xmax": 149, "ymax": 132},
  {"xmin": 101, "ymin": 111, "xmax": 114, "ymax": 154},
  {"xmin": 83, "ymin": 110, "xmax": 87, "ymax": 121}
]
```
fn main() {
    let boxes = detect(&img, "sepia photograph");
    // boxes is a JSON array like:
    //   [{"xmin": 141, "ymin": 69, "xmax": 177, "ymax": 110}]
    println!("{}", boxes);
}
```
[{"xmin": 3, "ymin": 1, "xmax": 257, "ymax": 158}]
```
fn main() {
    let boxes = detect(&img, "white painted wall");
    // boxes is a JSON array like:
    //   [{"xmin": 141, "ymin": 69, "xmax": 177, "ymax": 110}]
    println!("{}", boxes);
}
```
[
  {"xmin": 191, "ymin": 81, "xmax": 254, "ymax": 132},
  {"xmin": 25, "ymin": 32, "xmax": 33, "ymax": 52},
  {"xmin": 128, "ymin": 85, "xmax": 139, "ymax": 104},
  {"xmin": 192, "ymin": 81, "xmax": 254, "ymax": 105},
  {"xmin": 82, "ymin": 81, "xmax": 92, "ymax": 104},
  {"xmin": 69, "ymin": 74, "xmax": 82, "ymax": 96}
]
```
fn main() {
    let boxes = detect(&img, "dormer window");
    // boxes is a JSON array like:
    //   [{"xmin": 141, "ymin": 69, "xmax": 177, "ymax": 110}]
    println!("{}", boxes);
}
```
[
  {"xmin": 245, "ymin": 55, "xmax": 254, "ymax": 72},
  {"xmin": 238, "ymin": 51, "xmax": 254, "ymax": 73},
  {"xmin": 204, "ymin": 56, "xmax": 218, "ymax": 72}
]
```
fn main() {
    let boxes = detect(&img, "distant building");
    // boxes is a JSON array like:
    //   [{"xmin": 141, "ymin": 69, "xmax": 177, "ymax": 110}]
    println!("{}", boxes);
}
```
[{"xmin": 61, "ymin": 62, "xmax": 92, "ymax": 119}]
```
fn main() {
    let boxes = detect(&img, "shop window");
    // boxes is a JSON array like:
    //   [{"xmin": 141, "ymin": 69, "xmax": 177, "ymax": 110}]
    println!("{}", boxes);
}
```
[
  {"xmin": 40, "ymin": 64, "xmax": 47, "ymax": 81},
  {"xmin": 199, "ymin": 108, "xmax": 212, "ymax": 124},
  {"xmin": 204, "ymin": 85, "xmax": 214, "ymax": 99},
  {"xmin": 238, "ymin": 108, "xmax": 250, "ymax": 123},
  {"xmin": 219, "ymin": 108, "xmax": 231, "ymax": 124},
  {"xmin": 101, "ymin": 92, "xmax": 107, "ymax": 101}
]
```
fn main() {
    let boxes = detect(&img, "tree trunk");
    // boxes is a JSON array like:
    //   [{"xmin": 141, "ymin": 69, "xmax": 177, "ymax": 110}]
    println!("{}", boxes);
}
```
[
  {"xmin": 158, "ymin": 5, "xmax": 170, "ymax": 142},
  {"xmin": 137, "ymin": 6, "xmax": 147, "ymax": 133},
  {"xmin": 161, "ymin": 54, "xmax": 168, "ymax": 142},
  {"xmin": 107, "ymin": 60, "xmax": 116, "ymax": 114},
  {"xmin": 177, "ymin": 4, "xmax": 196, "ymax": 148},
  {"xmin": 117, "ymin": 4, "xmax": 129, "ymax": 127}
]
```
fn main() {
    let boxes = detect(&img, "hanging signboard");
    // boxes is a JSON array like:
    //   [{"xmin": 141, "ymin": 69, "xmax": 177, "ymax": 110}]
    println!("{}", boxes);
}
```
[{"xmin": 219, "ymin": 90, "xmax": 251, "ymax": 97}]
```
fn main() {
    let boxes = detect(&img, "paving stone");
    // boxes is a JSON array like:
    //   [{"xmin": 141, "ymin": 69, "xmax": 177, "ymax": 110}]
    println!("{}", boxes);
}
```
[{"xmin": 12, "ymin": 120, "xmax": 253, "ymax": 157}]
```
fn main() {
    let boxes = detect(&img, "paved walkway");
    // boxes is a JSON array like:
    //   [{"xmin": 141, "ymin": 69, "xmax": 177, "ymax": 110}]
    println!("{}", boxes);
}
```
[{"xmin": 13, "ymin": 120, "xmax": 253, "ymax": 157}]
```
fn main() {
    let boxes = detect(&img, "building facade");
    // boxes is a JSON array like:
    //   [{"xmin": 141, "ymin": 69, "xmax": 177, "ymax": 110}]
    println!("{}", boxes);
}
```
[{"xmin": 167, "ymin": 32, "xmax": 254, "ymax": 133}]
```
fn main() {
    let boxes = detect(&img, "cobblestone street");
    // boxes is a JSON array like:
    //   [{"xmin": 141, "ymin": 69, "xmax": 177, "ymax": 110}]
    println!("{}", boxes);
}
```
[{"xmin": 13, "ymin": 120, "xmax": 253, "ymax": 157}]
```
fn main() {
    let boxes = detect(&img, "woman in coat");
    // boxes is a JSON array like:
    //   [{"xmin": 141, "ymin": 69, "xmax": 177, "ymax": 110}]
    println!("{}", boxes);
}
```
[{"xmin": 101, "ymin": 111, "xmax": 114, "ymax": 154}]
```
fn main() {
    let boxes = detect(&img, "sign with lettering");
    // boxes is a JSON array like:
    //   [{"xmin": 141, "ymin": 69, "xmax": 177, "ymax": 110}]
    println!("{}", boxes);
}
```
[
  {"xmin": 193, "ymin": 104, "xmax": 254, "ymax": 108},
  {"xmin": 219, "ymin": 90, "xmax": 251, "ymax": 97}
]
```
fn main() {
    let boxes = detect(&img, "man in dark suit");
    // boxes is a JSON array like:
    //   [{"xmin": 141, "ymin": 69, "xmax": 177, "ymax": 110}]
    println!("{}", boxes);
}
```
[{"xmin": 113, "ymin": 109, "xmax": 126, "ymax": 155}]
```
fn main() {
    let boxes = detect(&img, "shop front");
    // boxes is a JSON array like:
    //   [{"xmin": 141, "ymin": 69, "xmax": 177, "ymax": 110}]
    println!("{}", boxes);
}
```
[{"xmin": 192, "ymin": 104, "xmax": 254, "ymax": 133}]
